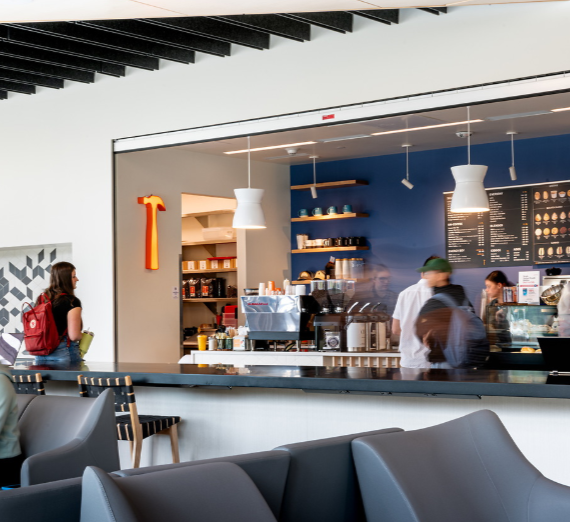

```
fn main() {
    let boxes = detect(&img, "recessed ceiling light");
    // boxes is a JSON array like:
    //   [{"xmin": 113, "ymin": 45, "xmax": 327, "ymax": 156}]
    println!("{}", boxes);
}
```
[
  {"xmin": 224, "ymin": 141, "xmax": 316, "ymax": 154},
  {"xmin": 370, "ymin": 120, "xmax": 483, "ymax": 136},
  {"xmin": 317, "ymin": 134, "xmax": 370, "ymax": 143},
  {"xmin": 551, "ymin": 107, "xmax": 570, "ymax": 113},
  {"xmin": 486, "ymin": 111, "xmax": 551, "ymax": 121}
]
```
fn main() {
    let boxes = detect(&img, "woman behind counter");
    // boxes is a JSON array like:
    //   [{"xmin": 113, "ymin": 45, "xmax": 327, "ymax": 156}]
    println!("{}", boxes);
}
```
[{"xmin": 484, "ymin": 270, "xmax": 513, "ymax": 347}]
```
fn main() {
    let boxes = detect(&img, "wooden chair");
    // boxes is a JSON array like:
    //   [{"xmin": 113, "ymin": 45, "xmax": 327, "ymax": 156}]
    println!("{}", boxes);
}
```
[
  {"xmin": 77, "ymin": 375, "xmax": 181, "ymax": 468},
  {"xmin": 12, "ymin": 372, "xmax": 45, "ymax": 395}
]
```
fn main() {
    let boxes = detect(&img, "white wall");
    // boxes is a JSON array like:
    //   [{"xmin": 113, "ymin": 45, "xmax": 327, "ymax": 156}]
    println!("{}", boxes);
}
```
[
  {"xmin": 116, "ymin": 147, "xmax": 290, "ymax": 363},
  {"xmin": 1, "ymin": 4, "xmax": 570, "ymax": 359}
]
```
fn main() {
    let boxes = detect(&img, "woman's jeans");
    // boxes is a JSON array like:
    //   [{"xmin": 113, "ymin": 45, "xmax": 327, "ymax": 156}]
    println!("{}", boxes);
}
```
[{"xmin": 35, "ymin": 337, "xmax": 82, "ymax": 363}]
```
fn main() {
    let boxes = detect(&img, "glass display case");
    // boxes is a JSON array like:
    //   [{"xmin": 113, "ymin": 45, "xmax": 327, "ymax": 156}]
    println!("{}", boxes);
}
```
[{"xmin": 485, "ymin": 304, "xmax": 558, "ymax": 350}]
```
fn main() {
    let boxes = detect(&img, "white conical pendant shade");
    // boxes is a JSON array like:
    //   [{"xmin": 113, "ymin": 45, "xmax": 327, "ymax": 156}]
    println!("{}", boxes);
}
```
[
  {"xmin": 233, "ymin": 188, "xmax": 266, "ymax": 229},
  {"xmin": 450, "ymin": 165, "xmax": 490, "ymax": 213}
]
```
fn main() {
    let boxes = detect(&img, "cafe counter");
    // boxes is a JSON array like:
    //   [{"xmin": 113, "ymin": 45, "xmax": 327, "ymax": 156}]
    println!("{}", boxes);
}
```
[{"xmin": 12, "ymin": 360, "xmax": 570, "ymax": 486}]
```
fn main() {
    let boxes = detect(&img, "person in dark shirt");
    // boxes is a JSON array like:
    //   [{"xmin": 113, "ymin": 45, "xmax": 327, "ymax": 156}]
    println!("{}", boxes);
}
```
[
  {"xmin": 34, "ymin": 262, "xmax": 83, "ymax": 363},
  {"xmin": 415, "ymin": 258, "xmax": 472, "ymax": 367},
  {"xmin": 352, "ymin": 264, "xmax": 398, "ymax": 316}
]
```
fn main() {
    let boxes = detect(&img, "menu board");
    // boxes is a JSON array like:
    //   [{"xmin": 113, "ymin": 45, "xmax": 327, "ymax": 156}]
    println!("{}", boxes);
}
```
[
  {"xmin": 532, "ymin": 182, "xmax": 570, "ymax": 264},
  {"xmin": 445, "ymin": 181, "xmax": 570, "ymax": 268}
]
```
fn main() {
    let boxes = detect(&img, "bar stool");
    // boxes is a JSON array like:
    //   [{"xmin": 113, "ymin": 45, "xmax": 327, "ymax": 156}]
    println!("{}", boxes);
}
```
[
  {"xmin": 77, "ymin": 375, "xmax": 181, "ymax": 468},
  {"xmin": 12, "ymin": 372, "xmax": 45, "ymax": 395}
]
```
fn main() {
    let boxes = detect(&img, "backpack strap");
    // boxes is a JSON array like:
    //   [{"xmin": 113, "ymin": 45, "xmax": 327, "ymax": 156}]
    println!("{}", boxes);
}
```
[{"xmin": 431, "ymin": 292, "xmax": 458, "ymax": 308}]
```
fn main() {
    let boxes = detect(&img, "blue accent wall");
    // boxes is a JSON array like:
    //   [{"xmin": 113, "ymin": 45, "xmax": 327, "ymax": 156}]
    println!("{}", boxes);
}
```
[{"xmin": 290, "ymin": 133, "xmax": 570, "ymax": 308}]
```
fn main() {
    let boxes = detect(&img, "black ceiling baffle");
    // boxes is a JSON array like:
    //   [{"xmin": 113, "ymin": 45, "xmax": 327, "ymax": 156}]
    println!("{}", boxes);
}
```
[
  {"xmin": 350, "ymin": 10, "xmax": 400, "ymax": 25},
  {"xmin": 77, "ymin": 19, "xmax": 230, "ymax": 57},
  {"xmin": 0, "ymin": 9, "xmax": 410, "ymax": 101},
  {"xmin": 142, "ymin": 17, "xmax": 270, "ymax": 50},
  {"xmin": 281, "ymin": 12, "xmax": 353, "ymax": 33},
  {"xmin": 418, "ymin": 7, "xmax": 448, "ymax": 15},
  {"xmin": 0, "ymin": 55, "xmax": 95, "ymax": 83},
  {"xmin": 215, "ymin": 14, "xmax": 311, "ymax": 42},
  {"xmin": 0, "ymin": 41, "xmax": 125, "ymax": 76},
  {"xmin": 0, "ymin": 79, "xmax": 35, "ymax": 94}
]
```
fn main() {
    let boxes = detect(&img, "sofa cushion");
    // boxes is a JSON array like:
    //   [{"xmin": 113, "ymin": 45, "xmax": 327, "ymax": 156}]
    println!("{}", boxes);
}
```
[{"xmin": 81, "ymin": 463, "xmax": 277, "ymax": 522}]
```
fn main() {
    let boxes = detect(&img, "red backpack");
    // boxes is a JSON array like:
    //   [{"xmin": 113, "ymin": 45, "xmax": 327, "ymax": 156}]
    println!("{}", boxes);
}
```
[{"xmin": 22, "ymin": 293, "xmax": 62, "ymax": 356}]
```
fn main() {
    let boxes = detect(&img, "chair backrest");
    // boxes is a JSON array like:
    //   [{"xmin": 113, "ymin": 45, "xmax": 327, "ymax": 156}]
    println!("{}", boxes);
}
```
[
  {"xmin": 15, "ymin": 394, "xmax": 37, "ymax": 419},
  {"xmin": 12, "ymin": 372, "xmax": 45, "ymax": 395},
  {"xmin": 0, "ymin": 477, "xmax": 82, "ymax": 522},
  {"xmin": 80, "ymin": 463, "xmax": 278, "ymax": 522},
  {"xmin": 352, "ymin": 410, "xmax": 543, "ymax": 522},
  {"xmin": 77, "ymin": 375, "xmax": 136, "ymax": 412},
  {"xmin": 274, "ymin": 427, "xmax": 403, "ymax": 522},
  {"xmin": 115, "ymin": 450, "xmax": 290, "ymax": 519},
  {"xmin": 18, "ymin": 389, "xmax": 120, "ymax": 486}
]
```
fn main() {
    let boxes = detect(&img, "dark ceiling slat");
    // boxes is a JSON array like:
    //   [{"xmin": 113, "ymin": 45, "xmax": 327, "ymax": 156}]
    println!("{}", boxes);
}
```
[
  {"xmin": 78, "ymin": 19, "xmax": 230, "ymax": 57},
  {"xmin": 282, "ymin": 12, "xmax": 353, "ymax": 33},
  {"xmin": 0, "ymin": 55, "xmax": 94, "ymax": 83},
  {"xmin": 0, "ymin": 26, "xmax": 159, "ymax": 70},
  {"xmin": 0, "ymin": 79, "xmax": 34, "ymax": 94},
  {"xmin": 351, "ymin": 10, "xmax": 399, "ymax": 25},
  {"xmin": 215, "ymin": 15, "xmax": 310, "ymax": 42},
  {"xmin": 419, "ymin": 7, "xmax": 447, "ymax": 14},
  {"xmin": 10, "ymin": 22, "xmax": 194, "ymax": 64},
  {"xmin": 0, "ymin": 90, "xmax": 7, "ymax": 100},
  {"xmin": 143, "ymin": 17, "xmax": 270, "ymax": 51},
  {"xmin": 0, "ymin": 42, "xmax": 124, "ymax": 76},
  {"xmin": 0, "ymin": 67, "xmax": 63, "ymax": 88}
]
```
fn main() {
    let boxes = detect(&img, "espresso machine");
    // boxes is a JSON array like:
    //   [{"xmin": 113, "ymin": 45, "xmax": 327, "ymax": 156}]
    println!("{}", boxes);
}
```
[{"xmin": 241, "ymin": 295, "xmax": 317, "ymax": 341}]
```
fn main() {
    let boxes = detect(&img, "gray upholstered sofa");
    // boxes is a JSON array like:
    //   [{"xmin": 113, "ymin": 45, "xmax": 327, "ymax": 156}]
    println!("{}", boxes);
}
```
[{"xmin": 3, "ymin": 410, "xmax": 569, "ymax": 522}]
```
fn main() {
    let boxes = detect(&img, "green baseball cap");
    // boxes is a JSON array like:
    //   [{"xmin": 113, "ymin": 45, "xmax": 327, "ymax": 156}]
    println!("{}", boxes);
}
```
[{"xmin": 417, "ymin": 258, "xmax": 453, "ymax": 273}]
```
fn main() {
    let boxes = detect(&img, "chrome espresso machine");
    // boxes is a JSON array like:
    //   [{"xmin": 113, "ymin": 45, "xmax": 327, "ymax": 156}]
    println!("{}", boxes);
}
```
[{"xmin": 241, "ymin": 280, "xmax": 391, "ymax": 352}]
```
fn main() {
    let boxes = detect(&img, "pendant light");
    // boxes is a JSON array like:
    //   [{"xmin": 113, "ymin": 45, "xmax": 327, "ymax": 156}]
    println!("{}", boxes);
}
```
[
  {"xmin": 450, "ymin": 106, "xmax": 490, "ymax": 213},
  {"xmin": 507, "ymin": 131, "xmax": 518, "ymax": 181},
  {"xmin": 401, "ymin": 144, "xmax": 413, "ymax": 189},
  {"xmin": 233, "ymin": 136, "xmax": 266, "ymax": 229},
  {"xmin": 310, "ymin": 155, "xmax": 319, "ymax": 198}
]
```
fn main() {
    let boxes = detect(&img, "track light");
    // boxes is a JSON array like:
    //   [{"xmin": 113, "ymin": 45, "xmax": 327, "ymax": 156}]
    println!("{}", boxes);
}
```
[
  {"xmin": 507, "ymin": 131, "xmax": 518, "ymax": 181},
  {"xmin": 401, "ymin": 145, "xmax": 413, "ymax": 190},
  {"xmin": 310, "ymin": 155, "xmax": 319, "ymax": 199}
]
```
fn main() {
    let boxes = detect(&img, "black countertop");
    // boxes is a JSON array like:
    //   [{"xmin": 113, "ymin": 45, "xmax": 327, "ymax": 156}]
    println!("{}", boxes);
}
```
[{"xmin": 11, "ymin": 360, "xmax": 570, "ymax": 400}]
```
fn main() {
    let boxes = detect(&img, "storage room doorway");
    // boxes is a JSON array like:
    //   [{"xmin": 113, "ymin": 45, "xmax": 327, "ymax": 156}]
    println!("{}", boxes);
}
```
[{"xmin": 181, "ymin": 193, "xmax": 238, "ymax": 352}]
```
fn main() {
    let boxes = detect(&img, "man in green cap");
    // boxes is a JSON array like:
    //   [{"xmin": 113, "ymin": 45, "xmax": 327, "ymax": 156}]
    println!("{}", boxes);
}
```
[{"xmin": 415, "ymin": 258, "xmax": 475, "ymax": 367}]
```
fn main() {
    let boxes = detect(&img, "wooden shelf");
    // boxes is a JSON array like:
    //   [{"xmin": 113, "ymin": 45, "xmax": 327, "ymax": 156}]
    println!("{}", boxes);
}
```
[
  {"xmin": 182, "ymin": 209, "xmax": 235, "ymax": 218},
  {"xmin": 292, "ymin": 279, "xmax": 368, "ymax": 284},
  {"xmin": 183, "ymin": 298, "xmax": 238, "ymax": 303},
  {"xmin": 182, "ymin": 239, "xmax": 236, "ymax": 246},
  {"xmin": 291, "ymin": 180, "xmax": 368, "ymax": 191},
  {"xmin": 183, "ymin": 268, "xmax": 237, "ymax": 274},
  {"xmin": 292, "ymin": 246, "xmax": 369, "ymax": 253},
  {"xmin": 292, "ymin": 212, "xmax": 368, "ymax": 222}
]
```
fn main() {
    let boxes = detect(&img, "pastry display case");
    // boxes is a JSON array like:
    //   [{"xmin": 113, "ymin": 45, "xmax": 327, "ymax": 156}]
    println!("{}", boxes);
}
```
[{"xmin": 485, "ymin": 304, "xmax": 558, "ymax": 350}]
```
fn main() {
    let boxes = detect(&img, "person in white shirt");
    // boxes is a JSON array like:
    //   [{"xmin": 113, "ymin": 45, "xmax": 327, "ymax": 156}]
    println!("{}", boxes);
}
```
[{"xmin": 392, "ymin": 256, "xmax": 439, "ymax": 368}]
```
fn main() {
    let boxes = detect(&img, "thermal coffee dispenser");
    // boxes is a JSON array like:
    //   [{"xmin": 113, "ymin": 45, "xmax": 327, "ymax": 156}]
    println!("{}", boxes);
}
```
[{"xmin": 241, "ymin": 295, "xmax": 316, "ymax": 341}]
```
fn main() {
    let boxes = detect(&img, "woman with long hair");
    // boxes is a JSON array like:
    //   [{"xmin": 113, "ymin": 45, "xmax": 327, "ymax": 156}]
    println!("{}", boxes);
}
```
[
  {"xmin": 484, "ymin": 270, "xmax": 512, "ymax": 347},
  {"xmin": 34, "ymin": 261, "xmax": 83, "ymax": 363},
  {"xmin": 484, "ymin": 270, "xmax": 513, "ymax": 305}
]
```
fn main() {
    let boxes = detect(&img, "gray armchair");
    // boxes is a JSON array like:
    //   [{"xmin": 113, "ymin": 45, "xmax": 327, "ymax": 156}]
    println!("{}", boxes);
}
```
[
  {"xmin": 352, "ymin": 409, "xmax": 570, "ymax": 522},
  {"xmin": 18, "ymin": 389, "xmax": 120, "ymax": 486},
  {"xmin": 80, "ymin": 463, "xmax": 278, "ymax": 522}
]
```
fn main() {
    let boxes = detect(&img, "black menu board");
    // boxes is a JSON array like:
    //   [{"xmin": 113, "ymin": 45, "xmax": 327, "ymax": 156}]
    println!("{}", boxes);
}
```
[
  {"xmin": 532, "ymin": 182, "xmax": 570, "ymax": 264},
  {"xmin": 445, "ymin": 181, "xmax": 570, "ymax": 268}
]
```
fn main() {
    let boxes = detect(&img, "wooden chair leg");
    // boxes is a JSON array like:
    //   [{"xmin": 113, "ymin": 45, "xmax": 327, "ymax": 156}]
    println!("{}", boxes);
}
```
[
  {"xmin": 129, "ymin": 441, "xmax": 134, "ymax": 460},
  {"xmin": 132, "ymin": 438, "xmax": 142, "ymax": 468},
  {"xmin": 169, "ymin": 424, "xmax": 180, "ymax": 463}
]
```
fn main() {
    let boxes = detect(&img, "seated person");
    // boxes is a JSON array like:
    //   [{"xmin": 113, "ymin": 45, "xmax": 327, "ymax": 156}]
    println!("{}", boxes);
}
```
[{"xmin": 0, "ymin": 364, "xmax": 22, "ymax": 488}]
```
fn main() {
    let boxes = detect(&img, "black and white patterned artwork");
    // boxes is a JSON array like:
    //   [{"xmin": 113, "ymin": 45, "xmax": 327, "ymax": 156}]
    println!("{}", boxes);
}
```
[{"xmin": 0, "ymin": 244, "xmax": 72, "ymax": 334}]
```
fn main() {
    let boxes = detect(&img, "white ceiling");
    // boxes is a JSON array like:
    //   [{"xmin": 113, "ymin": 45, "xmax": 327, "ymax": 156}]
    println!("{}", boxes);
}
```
[
  {"xmin": 1, "ymin": 0, "xmax": 565, "ymax": 23},
  {"xmin": 175, "ymin": 91, "xmax": 570, "ymax": 165}
]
